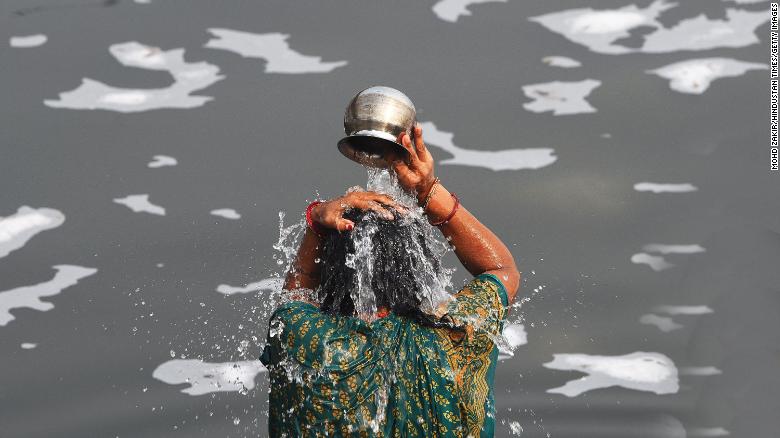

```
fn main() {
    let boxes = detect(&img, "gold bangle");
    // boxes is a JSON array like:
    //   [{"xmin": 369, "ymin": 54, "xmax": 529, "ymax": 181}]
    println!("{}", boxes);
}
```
[{"xmin": 421, "ymin": 178, "xmax": 440, "ymax": 211}]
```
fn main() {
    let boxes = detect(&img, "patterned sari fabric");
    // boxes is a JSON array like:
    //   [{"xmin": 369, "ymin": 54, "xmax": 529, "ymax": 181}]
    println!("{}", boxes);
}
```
[{"xmin": 260, "ymin": 273, "xmax": 509, "ymax": 437}]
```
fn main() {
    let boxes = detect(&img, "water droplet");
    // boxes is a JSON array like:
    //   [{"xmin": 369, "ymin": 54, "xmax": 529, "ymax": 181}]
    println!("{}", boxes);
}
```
[{"xmin": 233, "ymin": 417, "xmax": 240, "ymax": 425}]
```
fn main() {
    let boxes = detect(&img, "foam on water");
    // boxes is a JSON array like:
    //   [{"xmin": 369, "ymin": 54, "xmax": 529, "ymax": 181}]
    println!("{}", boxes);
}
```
[
  {"xmin": 543, "ymin": 351, "xmax": 679, "ymax": 397},
  {"xmin": 204, "ymin": 28, "xmax": 347, "ymax": 73},
  {"xmin": 530, "ymin": 1, "xmax": 767, "ymax": 55},
  {"xmin": 542, "ymin": 56, "xmax": 581, "ymax": 68},
  {"xmin": 642, "ymin": 244, "xmax": 706, "ymax": 254},
  {"xmin": 0, "ymin": 265, "xmax": 97, "ymax": 326},
  {"xmin": 431, "ymin": 0, "xmax": 507, "ymax": 23},
  {"xmin": 147, "ymin": 155, "xmax": 178, "ymax": 168},
  {"xmin": 680, "ymin": 366, "xmax": 722, "ymax": 376},
  {"xmin": 420, "ymin": 121, "xmax": 557, "ymax": 171},
  {"xmin": 648, "ymin": 58, "xmax": 767, "ymax": 94},
  {"xmin": 496, "ymin": 323, "xmax": 528, "ymax": 360},
  {"xmin": 0, "ymin": 206, "xmax": 65, "ymax": 259},
  {"xmin": 522, "ymin": 79, "xmax": 601, "ymax": 115},
  {"xmin": 631, "ymin": 253, "xmax": 675, "ymax": 271},
  {"xmin": 632, "ymin": 243, "xmax": 705, "ymax": 270},
  {"xmin": 654, "ymin": 305, "xmax": 713, "ymax": 315},
  {"xmin": 689, "ymin": 427, "xmax": 731, "ymax": 436},
  {"xmin": 634, "ymin": 182, "xmax": 698, "ymax": 193},
  {"xmin": 215, "ymin": 278, "xmax": 282, "ymax": 295},
  {"xmin": 45, "ymin": 42, "xmax": 224, "ymax": 112},
  {"xmin": 113, "ymin": 194, "xmax": 166, "ymax": 216},
  {"xmin": 152, "ymin": 359, "xmax": 267, "ymax": 396},
  {"xmin": 10, "ymin": 34, "xmax": 47, "ymax": 48},
  {"xmin": 640, "ymin": 313, "xmax": 683, "ymax": 332},
  {"xmin": 20, "ymin": 342, "xmax": 37, "ymax": 349},
  {"xmin": 210, "ymin": 209, "xmax": 241, "ymax": 220}
]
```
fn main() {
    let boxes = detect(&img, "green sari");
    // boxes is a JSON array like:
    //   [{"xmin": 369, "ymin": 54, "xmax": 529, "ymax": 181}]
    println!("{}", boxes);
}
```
[{"xmin": 260, "ymin": 273, "xmax": 509, "ymax": 437}]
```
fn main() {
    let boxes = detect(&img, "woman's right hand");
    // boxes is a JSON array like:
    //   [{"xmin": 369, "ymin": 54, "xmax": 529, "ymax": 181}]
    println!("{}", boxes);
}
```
[
  {"xmin": 392, "ymin": 123, "xmax": 436, "ymax": 203},
  {"xmin": 311, "ymin": 191, "xmax": 406, "ymax": 232}
]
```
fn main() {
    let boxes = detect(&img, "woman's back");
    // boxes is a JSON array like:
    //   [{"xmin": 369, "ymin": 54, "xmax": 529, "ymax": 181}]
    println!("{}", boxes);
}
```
[{"xmin": 261, "ymin": 273, "xmax": 509, "ymax": 437}]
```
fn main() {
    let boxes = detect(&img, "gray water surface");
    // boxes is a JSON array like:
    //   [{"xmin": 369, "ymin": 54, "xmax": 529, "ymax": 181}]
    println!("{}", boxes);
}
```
[{"xmin": 1, "ymin": 0, "xmax": 777, "ymax": 437}]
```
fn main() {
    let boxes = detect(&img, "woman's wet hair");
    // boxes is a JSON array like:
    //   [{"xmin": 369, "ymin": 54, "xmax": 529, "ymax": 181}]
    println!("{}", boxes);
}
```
[{"xmin": 318, "ymin": 208, "xmax": 457, "ymax": 330}]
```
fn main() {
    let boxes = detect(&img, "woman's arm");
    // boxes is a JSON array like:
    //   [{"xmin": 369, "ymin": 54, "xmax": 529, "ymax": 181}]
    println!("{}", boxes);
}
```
[
  {"xmin": 393, "ymin": 124, "xmax": 520, "ymax": 303},
  {"xmin": 282, "ymin": 227, "xmax": 323, "ymax": 291}
]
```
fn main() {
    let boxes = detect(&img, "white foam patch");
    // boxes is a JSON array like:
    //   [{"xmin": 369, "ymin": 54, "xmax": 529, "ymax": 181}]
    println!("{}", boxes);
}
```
[
  {"xmin": 648, "ymin": 58, "xmax": 766, "ymax": 94},
  {"xmin": 544, "ymin": 351, "xmax": 679, "ymax": 397},
  {"xmin": 634, "ymin": 182, "xmax": 698, "ymax": 193},
  {"xmin": 680, "ymin": 366, "xmax": 722, "ymax": 376},
  {"xmin": 21, "ymin": 342, "xmax": 37, "ymax": 349},
  {"xmin": 147, "ymin": 155, "xmax": 177, "ymax": 168},
  {"xmin": 210, "ymin": 209, "xmax": 241, "ymax": 220},
  {"xmin": 431, "ymin": 0, "xmax": 507, "ymax": 23},
  {"xmin": 113, "ymin": 194, "xmax": 166, "ymax": 216},
  {"xmin": 653, "ymin": 305, "xmax": 714, "ymax": 315},
  {"xmin": 10, "ymin": 34, "xmax": 47, "ymax": 48},
  {"xmin": 689, "ymin": 427, "xmax": 730, "ymax": 436},
  {"xmin": 631, "ymin": 253, "xmax": 674, "ymax": 271},
  {"xmin": 529, "ymin": 1, "xmax": 767, "ymax": 55},
  {"xmin": 204, "ymin": 28, "xmax": 347, "ymax": 74},
  {"xmin": 152, "ymin": 359, "xmax": 266, "ymax": 396},
  {"xmin": 522, "ymin": 79, "xmax": 601, "ymax": 115},
  {"xmin": 0, "ymin": 206, "xmax": 65, "ymax": 259},
  {"xmin": 640, "ymin": 314, "xmax": 683, "ymax": 332},
  {"xmin": 0, "ymin": 265, "xmax": 98, "ymax": 326},
  {"xmin": 642, "ymin": 244, "xmax": 706, "ymax": 254},
  {"xmin": 216, "ymin": 278, "xmax": 282, "ymax": 295},
  {"xmin": 542, "ymin": 55, "xmax": 582, "ymax": 68},
  {"xmin": 45, "ymin": 42, "xmax": 223, "ymax": 112},
  {"xmin": 420, "ymin": 121, "xmax": 557, "ymax": 171}
]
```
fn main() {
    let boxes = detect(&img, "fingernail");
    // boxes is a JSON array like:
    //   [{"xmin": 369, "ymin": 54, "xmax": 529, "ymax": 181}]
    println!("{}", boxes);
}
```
[{"xmin": 346, "ymin": 223, "xmax": 354, "ymax": 230}]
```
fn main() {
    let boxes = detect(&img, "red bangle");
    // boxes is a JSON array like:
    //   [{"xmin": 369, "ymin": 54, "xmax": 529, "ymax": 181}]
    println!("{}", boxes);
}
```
[
  {"xmin": 305, "ymin": 201, "xmax": 327, "ymax": 238},
  {"xmin": 430, "ymin": 193, "xmax": 459, "ymax": 227}
]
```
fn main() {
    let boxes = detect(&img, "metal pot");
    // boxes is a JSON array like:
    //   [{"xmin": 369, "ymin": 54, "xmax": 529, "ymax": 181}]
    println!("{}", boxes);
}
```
[{"xmin": 337, "ymin": 86, "xmax": 416, "ymax": 168}]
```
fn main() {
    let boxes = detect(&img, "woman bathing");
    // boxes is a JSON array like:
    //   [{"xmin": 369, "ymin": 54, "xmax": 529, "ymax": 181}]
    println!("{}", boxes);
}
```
[{"xmin": 261, "ymin": 123, "xmax": 520, "ymax": 437}]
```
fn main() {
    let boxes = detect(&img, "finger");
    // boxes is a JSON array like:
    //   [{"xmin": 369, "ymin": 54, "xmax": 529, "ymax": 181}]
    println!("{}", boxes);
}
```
[
  {"xmin": 413, "ymin": 123, "xmax": 428, "ymax": 161},
  {"xmin": 399, "ymin": 132, "xmax": 420, "ymax": 167},
  {"xmin": 370, "ymin": 193, "xmax": 408, "ymax": 213},
  {"xmin": 359, "ymin": 200, "xmax": 394, "ymax": 220},
  {"xmin": 335, "ymin": 218, "xmax": 354, "ymax": 232},
  {"xmin": 391, "ymin": 158, "xmax": 411, "ymax": 176}
]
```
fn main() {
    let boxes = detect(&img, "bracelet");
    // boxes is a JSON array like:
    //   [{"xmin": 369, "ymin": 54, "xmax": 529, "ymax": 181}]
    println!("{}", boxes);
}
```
[
  {"xmin": 305, "ymin": 201, "xmax": 327, "ymax": 238},
  {"xmin": 419, "ymin": 177, "xmax": 440, "ymax": 210},
  {"xmin": 430, "ymin": 193, "xmax": 459, "ymax": 227}
]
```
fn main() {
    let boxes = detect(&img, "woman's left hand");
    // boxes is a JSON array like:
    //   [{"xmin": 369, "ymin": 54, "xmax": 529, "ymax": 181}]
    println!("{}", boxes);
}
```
[{"xmin": 311, "ymin": 191, "xmax": 406, "ymax": 232}]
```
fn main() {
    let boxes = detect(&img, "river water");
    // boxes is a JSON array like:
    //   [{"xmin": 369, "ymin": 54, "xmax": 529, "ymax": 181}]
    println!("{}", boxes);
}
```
[{"xmin": 1, "ymin": 0, "xmax": 777, "ymax": 437}]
